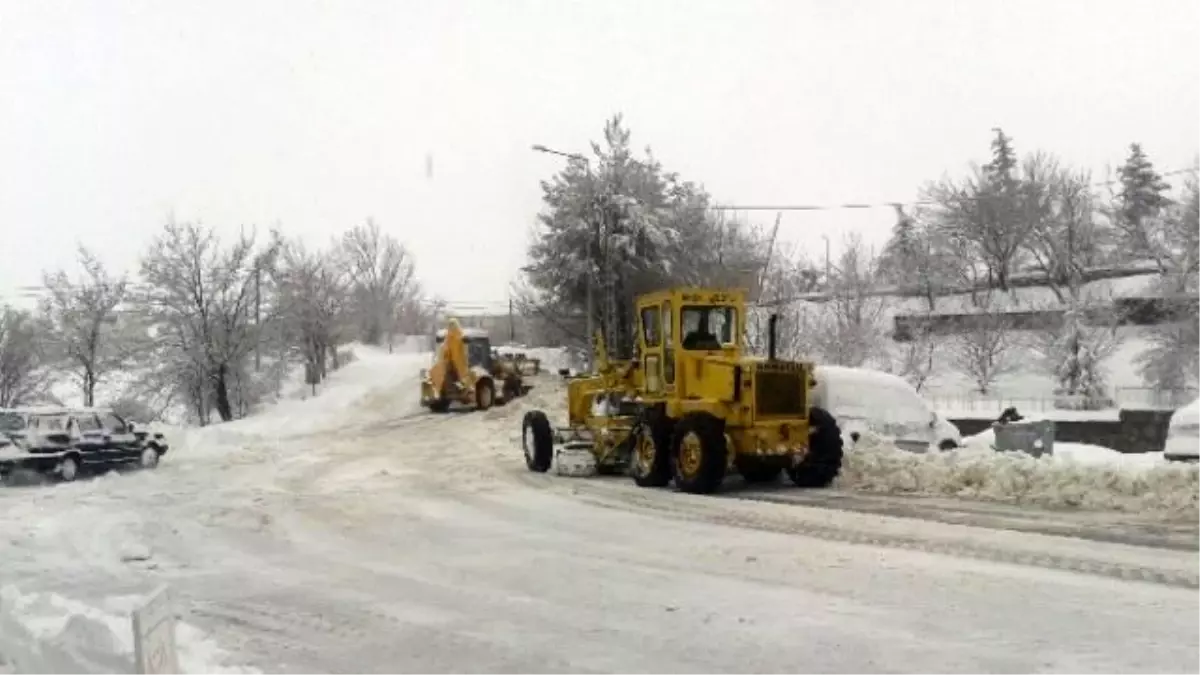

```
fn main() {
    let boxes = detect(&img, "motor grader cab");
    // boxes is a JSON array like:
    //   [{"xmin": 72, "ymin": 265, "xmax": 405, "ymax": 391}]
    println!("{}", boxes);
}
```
[
  {"xmin": 421, "ymin": 320, "xmax": 526, "ymax": 412},
  {"xmin": 519, "ymin": 287, "xmax": 843, "ymax": 494}
]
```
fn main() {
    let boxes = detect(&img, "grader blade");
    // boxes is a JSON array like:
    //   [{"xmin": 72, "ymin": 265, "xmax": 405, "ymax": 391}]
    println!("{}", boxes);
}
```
[{"xmin": 553, "ymin": 440, "xmax": 597, "ymax": 477}]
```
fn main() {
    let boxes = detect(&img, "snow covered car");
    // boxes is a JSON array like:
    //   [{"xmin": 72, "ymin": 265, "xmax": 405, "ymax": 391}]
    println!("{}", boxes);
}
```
[
  {"xmin": 1164, "ymin": 398, "xmax": 1199, "ymax": 462},
  {"xmin": 812, "ymin": 365, "xmax": 962, "ymax": 452},
  {"xmin": 1, "ymin": 408, "xmax": 164, "ymax": 482}
]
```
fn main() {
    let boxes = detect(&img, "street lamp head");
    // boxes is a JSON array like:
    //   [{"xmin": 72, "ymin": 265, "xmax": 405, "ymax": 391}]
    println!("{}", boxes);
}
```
[{"xmin": 531, "ymin": 144, "xmax": 549, "ymax": 153}]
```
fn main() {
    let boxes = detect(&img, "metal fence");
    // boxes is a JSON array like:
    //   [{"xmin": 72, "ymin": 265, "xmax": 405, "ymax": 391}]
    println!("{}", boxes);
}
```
[
  {"xmin": 1113, "ymin": 386, "xmax": 1198, "ymax": 410},
  {"xmin": 929, "ymin": 387, "xmax": 1198, "ymax": 416}
]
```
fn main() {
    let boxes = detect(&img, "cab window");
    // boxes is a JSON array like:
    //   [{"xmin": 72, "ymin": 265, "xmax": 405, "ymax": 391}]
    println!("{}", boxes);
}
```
[
  {"xmin": 681, "ymin": 306, "xmax": 737, "ymax": 350},
  {"xmin": 641, "ymin": 308, "xmax": 660, "ymax": 347}
]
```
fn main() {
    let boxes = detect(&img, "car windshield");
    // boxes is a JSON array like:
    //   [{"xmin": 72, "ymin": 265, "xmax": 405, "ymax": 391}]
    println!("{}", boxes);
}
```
[
  {"xmin": 0, "ymin": 412, "xmax": 24, "ymax": 431},
  {"xmin": 31, "ymin": 414, "xmax": 69, "ymax": 431}
]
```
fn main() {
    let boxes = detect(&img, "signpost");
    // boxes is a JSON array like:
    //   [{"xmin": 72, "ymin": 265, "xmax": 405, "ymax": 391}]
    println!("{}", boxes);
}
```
[{"xmin": 132, "ymin": 585, "xmax": 179, "ymax": 674}]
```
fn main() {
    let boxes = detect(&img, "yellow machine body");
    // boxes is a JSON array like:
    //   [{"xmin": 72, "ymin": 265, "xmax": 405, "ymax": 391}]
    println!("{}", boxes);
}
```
[{"xmin": 562, "ymin": 287, "xmax": 815, "ymax": 471}]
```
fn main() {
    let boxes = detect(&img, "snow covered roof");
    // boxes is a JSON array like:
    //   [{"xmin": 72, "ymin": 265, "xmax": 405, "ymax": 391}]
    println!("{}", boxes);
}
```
[
  {"xmin": 434, "ymin": 327, "xmax": 491, "ymax": 340},
  {"xmin": 1169, "ymin": 398, "xmax": 1199, "ymax": 429},
  {"xmin": 814, "ymin": 364, "xmax": 912, "ymax": 390}
]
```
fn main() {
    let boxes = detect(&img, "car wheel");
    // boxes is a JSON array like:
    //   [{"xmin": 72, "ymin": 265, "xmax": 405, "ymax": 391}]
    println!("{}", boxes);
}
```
[
  {"xmin": 140, "ymin": 447, "xmax": 160, "ymax": 469},
  {"xmin": 58, "ymin": 456, "xmax": 80, "ymax": 482}
]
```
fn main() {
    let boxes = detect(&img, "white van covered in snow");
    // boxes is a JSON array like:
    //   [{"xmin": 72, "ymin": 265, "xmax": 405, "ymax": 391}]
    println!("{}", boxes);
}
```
[
  {"xmin": 1164, "ymin": 398, "xmax": 1199, "ymax": 462},
  {"xmin": 811, "ymin": 365, "xmax": 961, "ymax": 453}
]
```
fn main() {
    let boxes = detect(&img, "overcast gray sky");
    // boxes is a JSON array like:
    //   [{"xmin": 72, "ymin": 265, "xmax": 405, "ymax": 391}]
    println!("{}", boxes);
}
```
[{"xmin": 1, "ymin": 0, "xmax": 1197, "ymax": 312}]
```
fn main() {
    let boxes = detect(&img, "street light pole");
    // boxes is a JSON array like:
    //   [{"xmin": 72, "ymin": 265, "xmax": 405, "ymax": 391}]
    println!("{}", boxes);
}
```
[{"xmin": 532, "ymin": 143, "xmax": 598, "ymax": 371}]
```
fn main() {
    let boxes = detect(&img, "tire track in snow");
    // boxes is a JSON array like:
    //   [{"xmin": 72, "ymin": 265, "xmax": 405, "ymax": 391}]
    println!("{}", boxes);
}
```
[{"xmin": 511, "ymin": 472, "xmax": 1198, "ymax": 590}]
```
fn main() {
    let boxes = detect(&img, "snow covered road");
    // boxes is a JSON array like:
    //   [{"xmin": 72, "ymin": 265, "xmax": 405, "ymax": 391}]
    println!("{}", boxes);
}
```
[{"xmin": 1, "ymin": 347, "xmax": 1197, "ymax": 673}]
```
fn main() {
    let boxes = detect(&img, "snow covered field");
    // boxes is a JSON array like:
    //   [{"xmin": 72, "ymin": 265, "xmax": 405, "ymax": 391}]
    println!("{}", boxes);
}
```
[{"xmin": 1, "ymin": 345, "xmax": 1197, "ymax": 673}]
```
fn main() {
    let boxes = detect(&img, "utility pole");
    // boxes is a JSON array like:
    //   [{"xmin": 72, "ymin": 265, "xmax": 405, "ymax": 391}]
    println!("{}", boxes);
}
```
[
  {"xmin": 508, "ymin": 297, "xmax": 516, "ymax": 343},
  {"xmin": 254, "ymin": 266, "xmax": 262, "ymax": 372},
  {"xmin": 822, "ymin": 234, "xmax": 831, "ymax": 288}
]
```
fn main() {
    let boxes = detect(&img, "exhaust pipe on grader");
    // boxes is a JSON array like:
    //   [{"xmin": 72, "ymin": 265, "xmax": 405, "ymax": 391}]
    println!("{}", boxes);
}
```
[{"xmin": 520, "ymin": 287, "xmax": 844, "ymax": 494}]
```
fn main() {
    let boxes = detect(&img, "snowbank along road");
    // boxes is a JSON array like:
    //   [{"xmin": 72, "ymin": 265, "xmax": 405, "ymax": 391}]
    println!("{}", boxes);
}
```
[{"xmin": 1, "ymin": 346, "xmax": 1197, "ymax": 673}]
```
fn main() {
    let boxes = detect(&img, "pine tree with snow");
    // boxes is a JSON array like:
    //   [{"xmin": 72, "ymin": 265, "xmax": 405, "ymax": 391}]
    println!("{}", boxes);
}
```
[
  {"xmin": 1114, "ymin": 143, "xmax": 1173, "ymax": 256},
  {"xmin": 984, "ymin": 128, "xmax": 1019, "ymax": 189},
  {"xmin": 1044, "ymin": 306, "xmax": 1117, "ymax": 410}
]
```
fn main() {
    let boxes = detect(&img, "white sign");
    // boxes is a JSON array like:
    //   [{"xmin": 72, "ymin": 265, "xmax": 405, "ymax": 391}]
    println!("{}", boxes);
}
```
[{"xmin": 132, "ymin": 585, "xmax": 180, "ymax": 674}]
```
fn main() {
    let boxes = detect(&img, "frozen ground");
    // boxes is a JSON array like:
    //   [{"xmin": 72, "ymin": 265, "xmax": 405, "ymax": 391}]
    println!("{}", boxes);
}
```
[{"xmin": 1, "ymin": 346, "xmax": 1197, "ymax": 673}]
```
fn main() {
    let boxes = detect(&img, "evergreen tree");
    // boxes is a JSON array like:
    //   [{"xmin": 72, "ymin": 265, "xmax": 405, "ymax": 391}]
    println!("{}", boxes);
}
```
[
  {"xmin": 525, "ymin": 115, "xmax": 773, "ymax": 359},
  {"xmin": 1114, "ymin": 143, "xmax": 1173, "ymax": 256}
]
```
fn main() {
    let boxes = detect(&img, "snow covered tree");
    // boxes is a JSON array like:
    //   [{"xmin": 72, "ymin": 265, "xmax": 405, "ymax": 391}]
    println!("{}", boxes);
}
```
[
  {"xmin": 923, "ymin": 129, "xmax": 1039, "ymax": 293},
  {"xmin": 137, "ymin": 221, "xmax": 282, "ymax": 423},
  {"xmin": 949, "ymin": 303, "xmax": 1016, "ymax": 395},
  {"xmin": 880, "ymin": 313, "xmax": 939, "ymax": 393},
  {"xmin": 1111, "ymin": 143, "xmax": 1174, "ymax": 258},
  {"xmin": 745, "ymin": 243, "xmax": 823, "ymax": 359},
  {"xmin": 526, "ymin": 115, "xmax": 760, "ymax": 359},
  {"xmin": 274, "ymin": 237, "xmax": 350, "ymax": 386},
  {"xmin": 807, "ymin": 234, "xmax": 889, "ymax": 368},
  {"xmin": 1136, "ymin": 320, "xmax": 1199, "ymax": 393},
  {"xmin": 877, "ymin": 205, "xmax": 958, "ymax": 311},
  {"xmin": 39, "ymin": 246, "xmax": 130, "ymax": 407},
  {"xmin": 1023, "ymin": 164, "xmax": 1114, "ymax": 304},
  {"xmin": 0, "ymin": 307, "xmax": 50, "ymax": 407},
  {"xmin": 339, "ymin": 219, "xmax": 422, "ymax": 351},
  {"xmin": 1033, "ymin": 304, "xmax": 1120, "ymax": 409},
  {"xmin": 1134, "ymin": 169, "xmax": 1200, "ymax": 392}
]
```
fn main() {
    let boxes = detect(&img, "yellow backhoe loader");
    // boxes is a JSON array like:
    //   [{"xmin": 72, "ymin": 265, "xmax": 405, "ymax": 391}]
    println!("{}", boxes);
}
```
[
  {"xmin": 518, "ymin": 287, "xmax": 843, "ymax": 494},
  {"xmin": 420, "ymin": 320, "xmax": 529, "ymax": 412}
]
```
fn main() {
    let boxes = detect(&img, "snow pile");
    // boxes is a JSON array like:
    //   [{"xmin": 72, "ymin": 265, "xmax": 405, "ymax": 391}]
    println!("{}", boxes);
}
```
[
  {"xmin": 839, "ymin": 431, "xmax": 1199, "ymax": 519},
  {"xmin": 168, "ymin": 344, "xmax": 429, "ymax": 460},
  {"xmin": 0, "ymin": 586, "xmax": 254, "ymax": 674}
]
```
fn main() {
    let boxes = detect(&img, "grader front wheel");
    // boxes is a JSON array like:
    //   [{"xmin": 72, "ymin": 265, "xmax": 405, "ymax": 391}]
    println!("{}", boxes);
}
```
[
  {"xmin": 630, "ymin": 424, "xmax": 672, "ymax": 488},
  {"xmin": 671, "ymin": 413, "xmax": 727, "ymax": 494}
]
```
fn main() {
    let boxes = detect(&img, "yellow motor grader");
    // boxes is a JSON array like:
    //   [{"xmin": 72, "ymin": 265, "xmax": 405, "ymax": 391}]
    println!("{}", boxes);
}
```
[
  {"xmin": 519, "ymin": 287, "xmax": 843, "ymax": 494},
  {"xmin": 420, "ymin": 320, "xmax": 529, "ymax": 412}
]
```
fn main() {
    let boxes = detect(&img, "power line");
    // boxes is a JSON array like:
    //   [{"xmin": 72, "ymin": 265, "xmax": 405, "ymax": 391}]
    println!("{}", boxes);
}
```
[{"xmin": 705, "ymin": 167, "xmax": 1196, "ymax": 213}]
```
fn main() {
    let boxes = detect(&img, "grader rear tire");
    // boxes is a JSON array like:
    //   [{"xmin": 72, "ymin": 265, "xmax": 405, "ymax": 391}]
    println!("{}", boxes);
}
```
[
  {"xmin": 671, "ymin": 413, "xmax": 728, "ymax": 494},
  {"xmin": 787, "ymin": 406, "xmax": 843, "ymax": 488}
]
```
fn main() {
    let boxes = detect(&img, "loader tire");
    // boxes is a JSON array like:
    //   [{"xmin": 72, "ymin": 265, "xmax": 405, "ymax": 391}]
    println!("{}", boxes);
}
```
[
  {"xmin": 671, "ymin": 413, "xmax": 728, "ymax": 494},
  {"xmin": 502, "ymin": 376, "xmax": 522, "ymax": 403},
  {"xmin": 630, "ymin": 423, "xmax": 672, "ymax": 488},
  {"xmin": 476, "ymin": 379, "xmax": 495, "ymax": 411},
  {"xmin": 787, "ymin": 406, "xmax": 843, "ymax": 488},
  {"xmin": 522, "ymin": 410, "xmax": 554, "ymax": 473}
]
